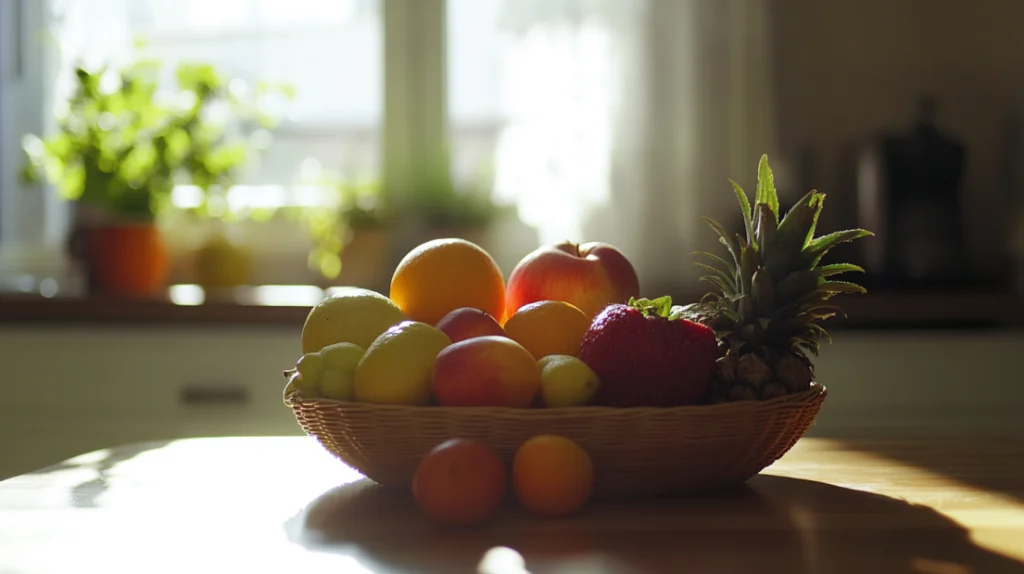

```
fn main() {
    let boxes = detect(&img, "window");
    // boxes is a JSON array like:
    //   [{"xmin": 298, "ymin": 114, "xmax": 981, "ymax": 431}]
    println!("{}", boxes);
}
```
[
  {"xmin": 0, "ymin": 0, "xmax": 658, "ymax": 287},
  {"xmin": 2, "ymin": 0, "xmax": 385, "ymax": 287}
]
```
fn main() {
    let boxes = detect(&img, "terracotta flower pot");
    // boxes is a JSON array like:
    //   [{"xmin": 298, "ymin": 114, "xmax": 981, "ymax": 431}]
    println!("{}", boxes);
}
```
[{"xmin": 87, "ymin": 223, "xmax": 169, "ymax": 297}]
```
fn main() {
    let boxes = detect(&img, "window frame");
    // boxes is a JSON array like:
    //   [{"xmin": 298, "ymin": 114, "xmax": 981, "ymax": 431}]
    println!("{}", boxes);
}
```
[{"xmin": 0, "ymin": 0, "xmax": 71, "ymax": 289}]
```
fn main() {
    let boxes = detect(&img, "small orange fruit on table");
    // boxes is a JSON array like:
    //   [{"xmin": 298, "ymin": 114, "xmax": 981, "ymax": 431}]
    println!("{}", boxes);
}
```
[
  {"xmin": 503, "ymin": 300, "xmax": 591, "ymax": 359},
  {"xmin": 390, "ymin": 238, "xmax": 506, "ymax": 326},
  {"xmin": 412, "ymin": 439, "xmax": 507, "ymax": 527},
  {"xmin": 513, "ymin": 434, "xmax": 594, "ymax": 518}
]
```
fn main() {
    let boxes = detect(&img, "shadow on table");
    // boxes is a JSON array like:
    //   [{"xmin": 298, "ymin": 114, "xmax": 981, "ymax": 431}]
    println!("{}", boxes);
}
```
[
  {"xmin": 839, "ymin": 438, "xmax": 1024, "ymax": 505},
  {"xmin": 284, "ymin": 474, "xmax": 1024, "ymax": 574}
]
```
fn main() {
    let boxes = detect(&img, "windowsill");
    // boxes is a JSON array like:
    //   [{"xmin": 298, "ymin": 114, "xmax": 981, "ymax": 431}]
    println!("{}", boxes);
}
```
[{"xmin": 1, "ymin": 285, "xmax": 1022, "ymax": 330}]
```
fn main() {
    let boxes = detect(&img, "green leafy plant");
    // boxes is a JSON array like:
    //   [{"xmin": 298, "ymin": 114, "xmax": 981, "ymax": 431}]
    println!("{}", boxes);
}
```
[
  {"xmin": 282, "ymin": 172, "xmax": 387, "ymax": 280},
  {"xmin": 409, "ymin": 161, "xmax": 503, "ymax": 229},
  {"xmin": 21, "ymin": 56, "xmax": 289, "ymax": 221}
]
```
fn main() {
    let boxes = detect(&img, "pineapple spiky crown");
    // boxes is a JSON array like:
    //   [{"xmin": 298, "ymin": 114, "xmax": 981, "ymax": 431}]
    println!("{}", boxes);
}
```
[{"xmin": 679, "ymin": 155, "xmax": 874, "ymax": 360}]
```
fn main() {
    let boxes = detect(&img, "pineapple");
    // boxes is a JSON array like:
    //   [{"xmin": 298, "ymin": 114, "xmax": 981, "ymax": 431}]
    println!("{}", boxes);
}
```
[{"xmin": 678, "ymin": 155, "xmax": 873, "ymax": 402}]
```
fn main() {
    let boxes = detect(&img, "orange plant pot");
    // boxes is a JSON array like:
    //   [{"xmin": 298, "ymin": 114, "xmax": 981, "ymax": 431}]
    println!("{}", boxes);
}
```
[{"xmin": 88, "ymin": 223, "xmax": 169, "ymax": 297}]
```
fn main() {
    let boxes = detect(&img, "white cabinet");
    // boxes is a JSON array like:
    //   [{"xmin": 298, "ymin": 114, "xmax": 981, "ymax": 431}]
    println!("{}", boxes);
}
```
[{"xmin": 0, "ymin": 325, "xmax": 307, "ymax": 479}]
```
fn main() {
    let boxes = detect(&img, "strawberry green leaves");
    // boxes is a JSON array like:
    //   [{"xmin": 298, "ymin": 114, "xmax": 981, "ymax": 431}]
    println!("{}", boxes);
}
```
[
  {"xmin": 629, "ymin": 296, "xmax": 705, "ymax": 322},
  {"xmin": 629, "ymin": 296, "xmax": 674, "ymax": 319}
]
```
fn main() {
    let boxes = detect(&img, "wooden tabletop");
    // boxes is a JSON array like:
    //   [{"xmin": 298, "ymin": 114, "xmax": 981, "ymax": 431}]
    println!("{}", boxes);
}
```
[{"xmin": 2, "ymin": 437, "xmax": 1023, "ymax": 573}]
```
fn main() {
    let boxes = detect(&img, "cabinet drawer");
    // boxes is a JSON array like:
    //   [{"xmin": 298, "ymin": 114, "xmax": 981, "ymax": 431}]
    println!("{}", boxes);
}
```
[{"xmin": 0, "ymin": 326, "xmax": 300, "ymax": 411}]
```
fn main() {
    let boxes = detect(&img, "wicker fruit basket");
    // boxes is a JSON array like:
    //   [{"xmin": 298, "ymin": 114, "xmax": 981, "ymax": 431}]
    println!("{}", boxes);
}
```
[{"xmin": 284, "ymin": 382, "xmax": 827, "ymax": 498}]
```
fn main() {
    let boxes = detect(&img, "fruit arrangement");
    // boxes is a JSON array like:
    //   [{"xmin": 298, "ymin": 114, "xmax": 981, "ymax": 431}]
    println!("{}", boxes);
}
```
[
  {"xmin": 283, "ymin": 155, "xmax": 872, "ymax": 517},
  {"xmin": 284, "ymin": 235, "xmax": 637, "ymax": 409}
]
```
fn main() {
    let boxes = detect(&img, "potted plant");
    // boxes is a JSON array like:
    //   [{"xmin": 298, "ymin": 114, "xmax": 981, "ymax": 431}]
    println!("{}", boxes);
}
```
[
  {"xmin": 400, "ymin": 159, "xmax": 505, "ymax": 250},
  {"xmin": 21, "ymin": 57, "xmax": 285, "ymax": 296},
  {"xmin": 280, "ymin": 170, "xmax": 391, "ymax": 290},
  {"xmin": 21, "ymin": 60, "xmax": 175, "ymax": 297}
]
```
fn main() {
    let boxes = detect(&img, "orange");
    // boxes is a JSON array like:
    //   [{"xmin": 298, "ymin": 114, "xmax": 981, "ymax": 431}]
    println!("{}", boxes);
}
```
[
  {"xmin": 503, "ymin": 300, "xmax": 592, "ymax": 359},
  {"xmin": 390, "ymin": 238, "xmax": 506, "ymax": 326},
  {"xmin": 513, "ymin": 434, "xmax": 593, "ymax": 518},
  {"xmin": 412, "ymin": 438, "xmax": 508, "ymax": 527}
]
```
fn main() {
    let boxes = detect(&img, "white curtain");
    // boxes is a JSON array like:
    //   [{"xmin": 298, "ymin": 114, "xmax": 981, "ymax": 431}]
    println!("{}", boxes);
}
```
[{"xmin": 490, "ymin": 0, "xmax": 780, "ymax": 296}]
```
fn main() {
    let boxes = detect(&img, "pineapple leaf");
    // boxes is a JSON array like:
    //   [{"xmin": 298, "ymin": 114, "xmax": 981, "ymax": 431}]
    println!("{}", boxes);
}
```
[
  {"xmin": 702, "ymin": 217, "xmax": 739, "ymax": 267},
  {"xmin": 809, "ymin": 323, "xmax": 833, "ymax": 345},
  {"xmin": 769, "ymin": 306, "xmax": 840, "ymax": 340},
  {"xmin": 751, "ymin": 268, "xmax": 775, "ymax": 317},
  {"xmin": 797, "ymin": 309, "xmax": 840, "ymax": 322},
  {"xmin": 694, "ymin": 262, "xmax": 737, "ymax": 293},
  {"xmin": 818, "ymin": 280, "xmax": 868, "ymax": 295},
  {"xmin": 755, "ymin": 154, "xmax": 780, "ymax": 225},
  {"xmin": 771, "ymin": 288, "xmax": 838, "ymax": 321},
  {"xmin": 775, "ymin": 270, "xmax": 820, "ymax": 305},
  {"xmin": 814, "ymin": 263, "xmax": 865, "ymax": 277},
  {"xmin": 694, "ymin": 251, "xmax": 736, "ymax": 280},
  {"xmin": 729, "ymin": 178, "xmax": 754, "ymax": 244},
  {"xmin": 700, "ymin": 275, "xmax": 736, "ymax": 297},
  {"xmin": 796, "ymin": 337, "xmax": 821, "ymax": 357},
  {"xmin": 700, "ymin": 292, "xmax": 721, "ymax": 304},
  {"xmin": 739, "ymin": 242, "xmax": 761, "ymax": 296},
  {"xmin": 800, "ymin": 229, "xmax": 874, "ymax": 269},
  {"xmin": 738, "ymin": 294, "xmax": 754, "ymax": 324},
  {"xmin": 753, "ymin": 203, "xmax": 776, "ymax": 255},
  {"xmin": 799, "ymin": 304, "xmax": 847, "ymax": 320},
  {"xmin": 768, "ymin": 190, "xmax": 825, "ymax": 281}
]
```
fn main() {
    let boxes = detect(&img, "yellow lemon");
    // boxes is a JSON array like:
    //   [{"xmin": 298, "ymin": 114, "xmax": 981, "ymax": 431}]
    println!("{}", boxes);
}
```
[
  {"xmin": 354, "ymin": 321, "xmax": 452, "ymax": 405},
  {"xmin": 301, "ymin": 287, "xmax": 407, "ymax": 354},
  {"xmin": 537, "ymin": 354, "xmax": 601, "ymax": 407}
]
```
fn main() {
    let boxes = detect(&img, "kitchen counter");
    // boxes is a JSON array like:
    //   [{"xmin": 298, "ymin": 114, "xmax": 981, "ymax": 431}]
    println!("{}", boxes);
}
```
[{"xmin": 1, "ymin": 285, "xmax": 1022, "ymax": 329}]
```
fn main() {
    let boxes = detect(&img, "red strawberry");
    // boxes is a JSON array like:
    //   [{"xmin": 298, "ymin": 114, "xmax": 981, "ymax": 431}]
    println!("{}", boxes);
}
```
[{"xmin": 579, "ymin": 296, "xmax": 717, "ymax": 407}]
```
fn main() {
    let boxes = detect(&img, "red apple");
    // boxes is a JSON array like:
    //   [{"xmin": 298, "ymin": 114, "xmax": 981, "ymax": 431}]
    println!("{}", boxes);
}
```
[
  {"xmin": 505, "ymin": 241, "xmax": 640, "ymax": 319},
  {"xmin": 435, "ymin": 307, "xmax": 507, "ymax": 343}
]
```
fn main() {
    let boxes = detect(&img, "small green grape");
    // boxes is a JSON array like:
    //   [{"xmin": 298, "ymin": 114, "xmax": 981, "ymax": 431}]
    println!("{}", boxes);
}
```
[
  {"xmin": 296, "ymin": 352, "xmax": 324, "ymax": 384},
  {"xmin": 320, "ymin": 342, "xmax": 364, "ymax": 370},
  {"xmin": 319, "ymin": 368, "xmax": 355, "ymax": 401},
  {"xmin": 284, "ymin": 371, "xmax": 318, "ymax": 400}
]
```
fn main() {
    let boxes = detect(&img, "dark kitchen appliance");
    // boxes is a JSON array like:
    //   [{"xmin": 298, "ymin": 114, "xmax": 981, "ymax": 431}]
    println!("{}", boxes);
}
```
[{"xmin": 855, "ymin": 95, "xmax": 971, "ymax": 287}]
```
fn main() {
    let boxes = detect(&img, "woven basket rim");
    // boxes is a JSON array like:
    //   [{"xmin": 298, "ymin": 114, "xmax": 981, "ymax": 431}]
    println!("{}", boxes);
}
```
[{"xmin": 284, "ymin": 381, "xmax": 827, "ymax": 415}]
